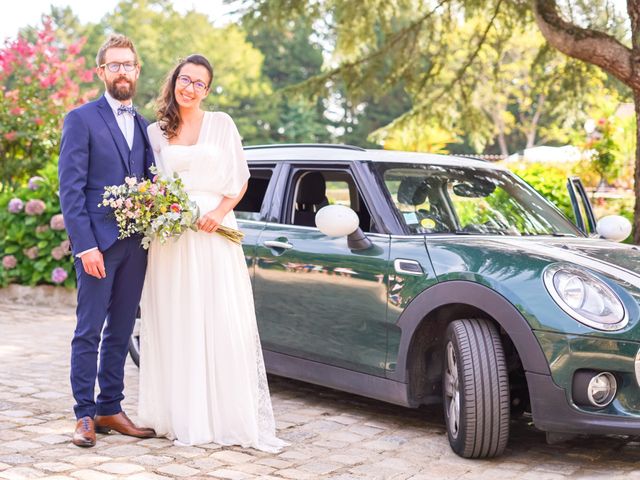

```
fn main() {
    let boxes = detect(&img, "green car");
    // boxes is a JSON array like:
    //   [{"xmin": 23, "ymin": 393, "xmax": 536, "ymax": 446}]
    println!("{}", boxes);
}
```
[{"xmin": 130, "ymin": 144, "xmax": 637, "ymax": 459}]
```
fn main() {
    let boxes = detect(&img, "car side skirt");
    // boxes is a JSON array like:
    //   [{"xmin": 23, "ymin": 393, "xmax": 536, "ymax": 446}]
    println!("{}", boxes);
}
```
[{"xmin": 264, "ymin": 350, "xmax": 412, "ymax": 407}]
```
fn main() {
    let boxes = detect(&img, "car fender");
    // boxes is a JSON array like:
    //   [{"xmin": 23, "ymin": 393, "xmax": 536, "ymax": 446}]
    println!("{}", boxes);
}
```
[{"xmin": 390, "ymin": 280, "xmax": 551, "ymax": 384}]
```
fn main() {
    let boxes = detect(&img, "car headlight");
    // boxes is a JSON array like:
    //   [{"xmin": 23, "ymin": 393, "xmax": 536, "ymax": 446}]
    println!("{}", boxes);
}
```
[{"xmin": 543, "ymin": 264, "xmax": 627, "ymax": 331}]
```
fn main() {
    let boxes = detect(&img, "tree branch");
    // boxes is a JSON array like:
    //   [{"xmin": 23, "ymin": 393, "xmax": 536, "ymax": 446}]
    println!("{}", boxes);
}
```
[{"xmin": 532, "ymin": 0, "xmax": 637, "ymax": 89}]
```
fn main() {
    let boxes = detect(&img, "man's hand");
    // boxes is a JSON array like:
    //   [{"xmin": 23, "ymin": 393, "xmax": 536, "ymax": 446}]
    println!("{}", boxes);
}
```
[{"xmin": 80, "ymin": 250, "xmax": 106, "ymax": 279}]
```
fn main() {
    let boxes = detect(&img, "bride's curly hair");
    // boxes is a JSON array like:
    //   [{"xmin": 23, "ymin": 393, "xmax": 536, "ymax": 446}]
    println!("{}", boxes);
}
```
[{"xmin": 156, "ymin": 54, "xmax": 213, "ymax": 139}]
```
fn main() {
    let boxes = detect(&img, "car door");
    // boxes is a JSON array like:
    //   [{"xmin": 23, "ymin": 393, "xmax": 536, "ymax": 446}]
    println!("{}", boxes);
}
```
[
  {"xmin": 567, "ymin": 176, "xmax": 597, "ymax": 235},
  {"xmin": 234, "ymin": 163, "xmax": 280, "ymax": 282},
  {"xmin": 253, "ymin": 163, "xmax": 392, "ymax": 376}
]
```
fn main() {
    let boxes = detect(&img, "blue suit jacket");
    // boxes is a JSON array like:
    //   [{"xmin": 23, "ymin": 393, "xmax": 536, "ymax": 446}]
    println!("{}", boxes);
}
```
[{"xmin": 58, "ymin": 95, "xmax": 155, "ymax": 256}]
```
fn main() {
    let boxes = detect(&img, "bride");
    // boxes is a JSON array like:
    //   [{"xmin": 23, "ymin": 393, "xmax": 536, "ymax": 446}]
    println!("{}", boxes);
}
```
[{"xmin": 138, "ymin": 53, "xmax": 287, "ymax": 452}]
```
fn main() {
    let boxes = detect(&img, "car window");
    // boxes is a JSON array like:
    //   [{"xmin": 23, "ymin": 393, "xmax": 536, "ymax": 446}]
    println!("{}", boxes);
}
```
[
  {"xmin": 326, "ymin": 180, "xmax": 351, "ymax": 207},
  {"xmin": 285, "ymin": 169, "xmax": 374, "ymax": 232},
  {"xmin": 379, "ymin": 163, "xmax": 581, "ymax": 236},
  {"xmin": 235, "ymin": 168, "xmax": 273, "ymax": 221}
]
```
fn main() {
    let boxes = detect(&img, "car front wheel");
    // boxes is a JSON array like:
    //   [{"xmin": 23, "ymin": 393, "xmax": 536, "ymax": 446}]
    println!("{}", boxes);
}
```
[{"xmin": 442, "ymin": 318, "xmax": 510, "ymax": 458}]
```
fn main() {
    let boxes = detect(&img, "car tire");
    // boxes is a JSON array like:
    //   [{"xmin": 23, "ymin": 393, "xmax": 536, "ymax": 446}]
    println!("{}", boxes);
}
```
[
  {"xmin": 128, "ymin": 310, "xmax": 141, "ymax": 368},
  {"xmin": 442, "ymin": 318, "xmax": 510, "ymax": 458}
]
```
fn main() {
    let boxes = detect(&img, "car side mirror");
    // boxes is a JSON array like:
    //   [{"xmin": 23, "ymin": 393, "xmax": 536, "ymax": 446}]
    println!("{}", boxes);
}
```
[
  {"xmin": 596, "ymin": 215, "xmax": 632, "ymax": 242},
  {"xmin": 315, "ymin": 205, "xmax": 373, "ymax": 250}
]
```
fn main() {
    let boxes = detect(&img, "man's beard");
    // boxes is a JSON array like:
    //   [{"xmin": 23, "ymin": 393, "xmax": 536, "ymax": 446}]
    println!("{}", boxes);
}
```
[{"xmin": 107, "ymin": 76, "xmax": 136, "ymax": 101}]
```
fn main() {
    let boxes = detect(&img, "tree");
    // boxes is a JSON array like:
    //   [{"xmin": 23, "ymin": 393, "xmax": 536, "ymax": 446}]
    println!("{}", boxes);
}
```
[
  {"xmin": 532, "ymin": 0, "xmax": 640, "ymax": 242},
  {"xmin": 232, "ymin": 0, "xmax": 638, "ymax": 237},
  {"xmin": 242, "ymin": 14, "xmax": 332, "ymax": 143}
]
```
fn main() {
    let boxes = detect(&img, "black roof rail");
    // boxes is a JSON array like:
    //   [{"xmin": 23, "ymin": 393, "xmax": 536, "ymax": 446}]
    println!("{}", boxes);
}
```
[{"xmin": 244, "ymin": 143, "xmax": 366, "ymax": 152}]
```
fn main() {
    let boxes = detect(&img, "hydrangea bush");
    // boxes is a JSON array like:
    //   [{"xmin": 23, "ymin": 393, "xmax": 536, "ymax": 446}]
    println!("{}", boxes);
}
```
[{"xmin": 0, "ymin": 163, "xmax": 74, "ymax": 287}]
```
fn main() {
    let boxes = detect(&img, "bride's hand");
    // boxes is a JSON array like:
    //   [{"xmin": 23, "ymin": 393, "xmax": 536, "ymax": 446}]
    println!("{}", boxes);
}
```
[{"xmin": 198, "ymin": 208, "xmax": 225, "ymax": 233}]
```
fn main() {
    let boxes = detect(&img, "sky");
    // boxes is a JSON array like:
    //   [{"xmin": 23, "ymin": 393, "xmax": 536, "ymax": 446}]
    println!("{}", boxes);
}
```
[{"xmin": 1, "ymin": 0, "xmax": 233, "ymax": 42}]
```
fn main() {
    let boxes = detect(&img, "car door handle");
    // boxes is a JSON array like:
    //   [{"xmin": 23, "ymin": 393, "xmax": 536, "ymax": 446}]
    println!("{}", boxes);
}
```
[
  {"xmin": 394, "ymin": 258, "xmax": 423, "ymax": 275},
  {"xmin": 263, "ymin": 240, "xmax": 293, "ymax": 250}
]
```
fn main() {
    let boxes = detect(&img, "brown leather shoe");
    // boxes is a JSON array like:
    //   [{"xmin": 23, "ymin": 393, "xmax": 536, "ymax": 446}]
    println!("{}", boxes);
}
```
[
  {"xmin": 95, "ymin": 411, "xmax": 155, "ymax": 438},
  {"xmin": 72, "ymin": 416, "xmax": 96, "ymax": 447}
]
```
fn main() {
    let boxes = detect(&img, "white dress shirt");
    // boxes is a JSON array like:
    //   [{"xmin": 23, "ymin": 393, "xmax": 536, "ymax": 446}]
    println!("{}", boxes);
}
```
[{"xmin": 77, "ymin": 92, "xmax": 136, "ymax": 258}]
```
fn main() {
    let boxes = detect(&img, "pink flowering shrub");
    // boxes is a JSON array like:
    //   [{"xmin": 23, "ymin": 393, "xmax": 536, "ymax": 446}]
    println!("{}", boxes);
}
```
[
  {"xmin": 0, "ymin": 163, "xmax": 73, "ymax": 287},
  {"xmin": 0, "ymin": 17, "xmax": 97, "ymax": 188}
]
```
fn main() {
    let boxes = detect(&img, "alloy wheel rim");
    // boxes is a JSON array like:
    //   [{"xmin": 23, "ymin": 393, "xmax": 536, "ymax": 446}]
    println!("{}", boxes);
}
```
[{"xmin": 444, "ymin": 341, "xmax": 460, "ymax": 439}]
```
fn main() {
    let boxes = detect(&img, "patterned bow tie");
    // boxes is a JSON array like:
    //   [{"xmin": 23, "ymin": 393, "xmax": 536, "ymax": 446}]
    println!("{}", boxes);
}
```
[{"xmin": 117, "ymin": 104, "xmax": 136, "ymax": 116}]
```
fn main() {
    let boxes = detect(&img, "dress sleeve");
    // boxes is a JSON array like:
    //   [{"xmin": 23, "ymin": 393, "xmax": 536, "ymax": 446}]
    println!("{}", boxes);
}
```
[
  {"xmin": 146, "ymin": 122, "xmax": 168, "ymax": 175},
  {"xmin": 218, "ymin": 113, "xmax": 250, "ymax": 199}
]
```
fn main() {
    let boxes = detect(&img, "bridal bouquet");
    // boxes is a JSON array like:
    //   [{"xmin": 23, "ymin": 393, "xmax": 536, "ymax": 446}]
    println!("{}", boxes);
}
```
[{"xmin": 100, "ymin": 167, "xmax": 244, "ymax": 249}]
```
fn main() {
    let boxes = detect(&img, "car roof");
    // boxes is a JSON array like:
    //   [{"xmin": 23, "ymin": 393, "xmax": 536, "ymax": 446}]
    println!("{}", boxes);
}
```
[{"xmin": 244, "ymin": 144, "xmax": 507, "ymax": 170}]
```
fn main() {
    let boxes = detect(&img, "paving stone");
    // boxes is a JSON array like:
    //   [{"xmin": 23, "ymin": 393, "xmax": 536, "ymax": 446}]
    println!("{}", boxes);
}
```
[
  {"xmin": 206, "ymin": 468, "xmax": 253, "ymax": 479},
  {"xmin": 69, "ymin": 470, "xmax": 116, "ymax": 480},
  {"xmin": 101, "ymin": 445, "xmax": 150, "ymax": 457},
  {"xmin": 132, "ymin": 455, "xmax": 174, "ymax": 466},
  {"xmin": 33, "ymin": 462, "xmax": 74, "ymax": 473},
  {"xmin": 95, "ymin": 462, "xmax": 145, "ymax": 474},
  {"xmin": 0, "ymin": 467, "xmax": 45, "ymax": 479},
  {"xmin": 255, "ymin": 458, "xmax": 293, "ymax": 469},
  {"xmin": 275, "ymin": 468, "xmax": 317, "ymax": 479},
  {"xmin": 2, "ymin": 440, "xmax": 42, "ymax": 452},
  {"xmin": 123, "ymin": 473, "xmax": 168, "ymax": 480},
  {"xmin": 298, "ymin": 461, "xmax": 343, "ymax": 475},
  {"xmin": 156, "ymin": 463, "xmax": 200, "ymax": 477},
  {"xmin": 64, "ymin": 456, "xmax": 113, "ymax": 467},
  {"xmin": 209, "ymin": 451, "xmax": 256, "ymax": 464}
]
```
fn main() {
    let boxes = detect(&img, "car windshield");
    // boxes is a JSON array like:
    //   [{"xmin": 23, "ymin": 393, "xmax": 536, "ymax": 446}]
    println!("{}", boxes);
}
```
[{"xmin": 377, "ymin": 162, "xmax": 582, "ymax": 236}]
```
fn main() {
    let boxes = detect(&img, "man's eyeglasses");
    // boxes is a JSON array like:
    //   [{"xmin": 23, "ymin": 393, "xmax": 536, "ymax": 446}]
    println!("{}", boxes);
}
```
[
  {"xmin": 99, "ymin": 62, "xmax": 138, "ymax": 73},
  {"xmin": 177, "ymin": 75, "xmax": 208, "ymax": 93}
]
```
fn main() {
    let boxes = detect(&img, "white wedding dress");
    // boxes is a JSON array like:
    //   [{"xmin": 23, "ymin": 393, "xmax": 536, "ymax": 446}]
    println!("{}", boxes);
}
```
[{"xmin": 138, "ymin": 112, "xmax": 287, "ymax": 452}]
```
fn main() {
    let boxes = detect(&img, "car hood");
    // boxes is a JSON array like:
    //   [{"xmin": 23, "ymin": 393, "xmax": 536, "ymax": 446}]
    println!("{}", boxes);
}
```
[
  {"xmin": 426, "ymin": 235, "xmax": 640, "ymax": 336},
  {"xmin": 486, "ymin": 237, "xmax": 640, "ymax": 288},
  {"xmin": 428, "ymin": 236, "xmax": 640, "ymax": 287}
]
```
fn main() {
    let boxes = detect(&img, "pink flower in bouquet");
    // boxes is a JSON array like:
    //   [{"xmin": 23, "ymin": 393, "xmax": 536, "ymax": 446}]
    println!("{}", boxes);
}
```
[
  {"xmin": 35, "ymin": 224, "xmax": 49, "ymax": 234},
  {"xmin": 25, "ymin": 199, "xmax": 46, "ymax": 216},
  {"xmin": 50, "ymin": 213, "xmax": 65, "ymax": 230},
  {"xmin": 149, "ymin": 184, "xmax": 159, "ymax": 196},
  {"xmin": 8, "ymin": 198, "xmax": 23, "ymax": 213},
  {"xmin": 125, "ymin": 198, "xmax": 133, "ymax": 209},
  {"xmin": 51, "ymin": 267, "xmax": 68, "ymax": 284},
  {"xmin": 51, "ymin": 246, "xmax": 66, "ymax": 260},
  {"xmin": 23, "ymin": 246, "xmax": 39, "ymax": 260},
  {"xmin": 170, "ymin": 203, "xmax": 181, "ymax": 213},
  {"xmin": 125, "ymin": 176, "xmax": 138, "ymax": 187},
  {"xmin": 2, "ymin": 255, "xmax": 17, "ymax": 269},
  {"xmin": 115, "ymin": 198, "xmax": 124, "ymax": 208}
]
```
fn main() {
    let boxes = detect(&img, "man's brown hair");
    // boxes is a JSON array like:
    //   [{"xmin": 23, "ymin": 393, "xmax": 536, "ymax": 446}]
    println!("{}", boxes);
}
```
[{"xmin": 95, "ymin": 34, "xmax": 139, "ymax": 67}]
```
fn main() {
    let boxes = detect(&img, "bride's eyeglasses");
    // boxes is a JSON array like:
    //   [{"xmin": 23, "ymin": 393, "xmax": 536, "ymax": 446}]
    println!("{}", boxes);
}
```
[{"xmin": 177, "ymin": 75, "xmax": 208, "ymax": 94}]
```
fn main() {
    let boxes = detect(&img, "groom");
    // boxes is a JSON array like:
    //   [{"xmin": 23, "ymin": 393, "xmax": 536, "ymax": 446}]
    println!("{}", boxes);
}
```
[{"xmin": 59, "ymin": 34, "xmax": 155, "ymax": 447}]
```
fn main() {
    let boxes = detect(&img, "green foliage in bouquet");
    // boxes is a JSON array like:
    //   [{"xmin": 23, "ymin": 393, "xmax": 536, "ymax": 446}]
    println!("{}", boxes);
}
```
[{"xmin": 0, "ymin": 162, "xmax": 74, "ymax": 287}]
